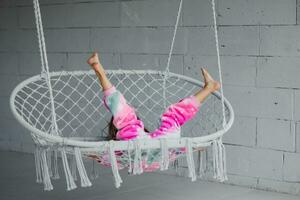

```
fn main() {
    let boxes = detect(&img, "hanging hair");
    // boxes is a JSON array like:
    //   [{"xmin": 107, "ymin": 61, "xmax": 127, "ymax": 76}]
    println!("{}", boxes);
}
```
[{"xmin": 107, "ymin": 116, "xmax": 149, "ymax": 140}]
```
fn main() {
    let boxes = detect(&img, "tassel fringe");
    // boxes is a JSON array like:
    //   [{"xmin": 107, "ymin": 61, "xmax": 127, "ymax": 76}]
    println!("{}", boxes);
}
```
[
  {"xmin": 61, "ymin": 148, "xmax": 77, "ymax": 191},
  {"xmin": 185, "ymin": 138, "xmax": 196, "ymax": 181},
  {"xmin": 108, "ymin": 141, "xmax": 123, "ymax": 188},
  {"xmin": 34, "ymin": 146, "xmax": 42, "ymax": 183},
  {"xmin": 133, "ymin": 140, "xmax": 143, "ymax": 175},
  {"xmin": 74, "ymin": 147, "xmax": 92, "ymax": 187},
  {"xmin": 52, "ymin": 150, "xmax": 60, "ymax": 179},
  {"xmin": 212, "ymin": 138, "xmax": 228, "ymax": 182},
  {"xmin": 71, "ymin": 154, "xmax": 77, "ymax": 181},
  {"xmin": 32, "ymin": 137, "xmax": 227, "ymax": 190},
  {"xmin": 160, "ymin": 139, "xmax": 169, "ymax": 171},
  {"xmin": 197, "ymin": 149, "xmax": 205, "ymax": 178},
  {"xmin": 127, "ymin": 141, "xmax": 133, "ymax": 174},
  {"xmin": 90, "ymin": 160, "xmax": 99, "ymax": 180},
  {"xmin": 46, "ymin": 150, "xmax": 53, "ymax": 178},
  {"xmin": 40, "ymin": 148, "xmax": 53, "ymax": 191},
  {"xmin": 34, "ymin": 146, "xmax": 53, "ymax": 191}
]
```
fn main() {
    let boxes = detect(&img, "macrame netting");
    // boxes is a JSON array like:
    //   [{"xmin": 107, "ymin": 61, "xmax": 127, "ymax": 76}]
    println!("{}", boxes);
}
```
[
  {"xmin": 14, "ymin": 70, "xmax": 230, "ymax": 140},
  {"xmin": 10, "ymin": 0, "xmax": 234, "ymax": 190},
  {"xmin": 14, "ymin": 71, "xmax": 229, "ymax": 140},
  {"xmin": 12, "ymin": 69, "xmax": 232, "ymax": 188}
]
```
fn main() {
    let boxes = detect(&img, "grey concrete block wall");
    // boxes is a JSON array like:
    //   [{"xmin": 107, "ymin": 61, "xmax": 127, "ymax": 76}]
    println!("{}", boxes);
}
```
[{"xmin": 0, "ymin": 0, "xmax": 300, "ymax": 195}]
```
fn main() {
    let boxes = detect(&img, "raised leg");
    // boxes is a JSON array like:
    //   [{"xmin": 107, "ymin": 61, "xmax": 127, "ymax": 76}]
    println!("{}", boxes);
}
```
[
  {"xmin": 150, "ymin": 68, "xmax": 220, "ymax": 140},
  {"xmin": 194, "ymin": 68, "xmax": 220, "ymax": 104},
  {"xmin": 87, "ymin": 52, "xmax": 112, "ymax": 91},
  {"xmin": 87, "ymin": 52, "xmax": 146, "ymax": 140}
]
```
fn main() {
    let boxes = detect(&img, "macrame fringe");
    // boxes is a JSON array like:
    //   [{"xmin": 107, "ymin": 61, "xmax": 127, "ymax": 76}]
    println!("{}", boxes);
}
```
[
  {"xmin": 212, "ymin": 138, "xmax": 228, "ymax": 182},
  {"xmin": 74, "ymin": 147, "xmax": 92, "ymax": 187},
  {"xmin": 108, "ymin": 141, "xmax": 123, "ymax": 188},
  {"xmin": 172, "ymin": 159, "xmax": 179, "ymax": 173},
  {"xmin": 34, "ymin": 145, "xmax": 53, "ymax": 191},
  {"xmin": 173, "ymin": 154, "xmax": 186, "ymax": 177},
  {"xmin": 133, "ymin": 140, "xmax": 143, "ymax": 175},
  {"xmin": 46, "ymin": 150, "xmax": 53, "ymax": 178},
  {"xmin": 90, "ymin": 160, "xmax": 99, "ymax": 180},
  {"xmin": 52, "ymin": 149, "xmax": 60, "ymax": 179},
  {"xmin": 127, "ymin": 141, "xmax": 133, "ymax": 174},
  {"xmin": 40, "ymin": 148, "xmax": 53, "ymax": 191},
  {"xmin": 61, "ymin": 147, "xmax": 77, "ymax": 191},
  {"xmin": 197, "ymin": 149, "xmax": 206, "ymax": 178},
  {"xmin": 71, "ymin": 154, "xmax": 78, "ymax": 181},
  {"xmin": 34, "ymin": 146, "xmax": 42, "ymax": 184},
  {"xmin": 144, "ymin": 148, "xmax": 151, "ymax": 169},
  {"xmin": 160, "ymin": 139, "xmax": 169, "ymax": 171},
  {"xmin": 185, "ymin": 138, "xmax": 196, "ymax": 181}
]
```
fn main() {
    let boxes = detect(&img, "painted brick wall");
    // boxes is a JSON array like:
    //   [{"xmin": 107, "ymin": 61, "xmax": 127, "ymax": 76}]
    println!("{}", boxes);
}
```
[{"xmin": 0, "ymin": 0, "xmax": 300, "ymax": 195}]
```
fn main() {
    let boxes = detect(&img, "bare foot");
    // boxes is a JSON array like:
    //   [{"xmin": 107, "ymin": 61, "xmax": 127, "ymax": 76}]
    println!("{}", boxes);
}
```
[
  {"xmin": 201, "ymin": 68, "xmax": 220, "ymax": 92},
  {"xmin": 87, "ymin": 52, "xmax": 103, "ymax": 73}
]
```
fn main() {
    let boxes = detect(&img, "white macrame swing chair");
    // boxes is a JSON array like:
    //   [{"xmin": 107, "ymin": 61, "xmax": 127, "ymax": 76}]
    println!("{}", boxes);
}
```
[{"xmin": 10, "ymin": 0, "xmax": 234, "ymax": 191}]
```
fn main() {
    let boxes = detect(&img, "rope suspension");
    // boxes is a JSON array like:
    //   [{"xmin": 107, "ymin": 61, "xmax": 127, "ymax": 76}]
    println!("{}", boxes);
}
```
[
  {"xmin": 211, "ymin": 0, "xmax": 227, "ymax": 128},
  {"xmin": 165, "ymin": 0, "xmax": 183, "ymax": 74},
  {"xmin": 163, "ymin": 0, "xmax": 183, "ymax": 109},
  {"xmin": 33, "ymin": 0, "xmax": 59, "ymax": 134}
]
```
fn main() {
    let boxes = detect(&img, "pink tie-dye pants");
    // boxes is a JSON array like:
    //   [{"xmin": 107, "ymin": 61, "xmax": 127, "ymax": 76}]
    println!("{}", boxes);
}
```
[{"xmin": 103, "ymin": 86, "xmax": 201, "ymax": 140}]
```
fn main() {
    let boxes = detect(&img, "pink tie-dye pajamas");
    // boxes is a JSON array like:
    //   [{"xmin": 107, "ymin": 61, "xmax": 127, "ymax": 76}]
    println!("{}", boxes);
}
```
[{"xmin": 103, "ymin": 86, "xmax": 201, "ymax": 140}]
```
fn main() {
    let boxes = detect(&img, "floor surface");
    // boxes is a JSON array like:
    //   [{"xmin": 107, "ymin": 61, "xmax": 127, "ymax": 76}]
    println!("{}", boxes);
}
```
[{"xmin": 0, "ymin": 151, "xmax": 299, "ymax": 200}]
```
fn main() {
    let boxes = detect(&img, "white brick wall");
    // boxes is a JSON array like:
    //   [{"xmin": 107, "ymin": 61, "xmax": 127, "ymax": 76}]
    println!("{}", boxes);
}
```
[
  {"xmin": 19, "ymin": 53, "xmax": 67, "ymax": 75},
  {"xmin": 260, "ymin": 26, "xmax": 300, "ymax": 56},
  {"xmin": 45, "ymin": 29, "xmax": 90, "ymax": 52},
  {"xmin": 0, "ymin": 0, "xmax": 299, "ymax": 195},
  {"xmin": 223, "ymin": 116, "xmax": 256, "ymax": 147},
  {"xmin": 257, "ymin": 118, "xmax": 295, "ymax": 151},
  {"xmin": 257, "ymin": 57, "xmax": 300, "ymax": 89},
  {"xmin": 120, "ymin": 54, "xmax": 183, "ymax": 73},
  {"xmin": 226, "ymin": 145, "xmax": 284, "ymax": 180},
  {"xmin": 184, "ymin": 55, "xmax": 257, "ymax": 86},
  {"xmin": 121, "ymin": 0, "xmax": 181, "ymax": 26},
  {"xmin": 182, "ymin": 0, "xmax": 213, "ymax": 26},
  {"xmin": 258, "ymin": 178, "xmax": 300, "ymax": 194},
  {"xmin": 283, "ymin": 152, "xmax": 300, "ymax": 181},
  {"xmin": 218, "ymin": 0, "xmax": 297, "ymax": 25},
  {"xmin": 296, "ymin": 122, "xmax": 300, "ymax": 152},
  {"xmin": 294, "ymin": 91, "xmax": 300, "ymax": 121},
  {"xmin": 219, "ymin": 26, "xmax": 260, "ymax": 56},
  {"xmin": 67, "ymin": 53, "xmax": 120, "ymax": 70},
  {"xmin": 0, "ymin": 7, "xmax": 18, "ymax": 29},
  {"xmin": 225, "ymin": 86, "xmax": 293, "ymax": 119}
]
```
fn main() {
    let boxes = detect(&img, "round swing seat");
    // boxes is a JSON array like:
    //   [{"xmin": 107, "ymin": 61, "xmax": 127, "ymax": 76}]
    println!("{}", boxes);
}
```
[
  {"xmin": 11, "ymin": 0, "xmax": 234, "ymax": 191},
  {"xmin": 10, "ymin": 69, "xmax": 234, "ymax": 189},
  {"xmin": 10, "ymin": 69, "xmax": 234, "ymax": 150}
]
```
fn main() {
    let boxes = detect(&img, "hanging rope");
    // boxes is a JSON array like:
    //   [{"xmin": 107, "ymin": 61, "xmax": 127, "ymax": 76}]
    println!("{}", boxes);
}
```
[
  {"xmin": 33, "ymin": 0, "xmax": 59, "ymax": 134},
  {"xmin": 163, "ymin": 0, "xmax": 183, "ymax": 109},
  {"xmin": 33, "ymin": 0, "xmax": 48, "ymax": 74},
  {"xmin": 211, "ymin": 0, "xmax": 226, "ymax": 128},
  {"xmin": 165, "ymin": 0, "xmax": 183, "ymax": 75}
]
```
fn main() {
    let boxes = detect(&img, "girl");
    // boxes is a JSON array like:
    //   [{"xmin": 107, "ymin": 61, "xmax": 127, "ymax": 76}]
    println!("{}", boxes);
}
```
[{"xmin": 87, "ymin": 52, "xmax": 220, "ymax": 141}]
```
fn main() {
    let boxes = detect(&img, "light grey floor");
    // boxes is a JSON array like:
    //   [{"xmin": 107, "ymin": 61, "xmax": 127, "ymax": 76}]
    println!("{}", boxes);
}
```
[{"xmin": 0, "ymin": 151, "xmax": 298, "ymax": 200}]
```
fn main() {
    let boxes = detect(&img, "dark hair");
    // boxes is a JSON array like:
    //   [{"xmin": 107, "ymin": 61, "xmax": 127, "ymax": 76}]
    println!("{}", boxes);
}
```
[{"xmin": 107, "ymin": 116, "xmax": 149, "ymax": 140}]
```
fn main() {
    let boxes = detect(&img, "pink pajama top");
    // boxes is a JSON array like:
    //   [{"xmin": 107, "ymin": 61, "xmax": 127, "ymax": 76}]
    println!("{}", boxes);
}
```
[{"xmin": 103, "ymin": 86, "xmax": 201, "ymax": 140}]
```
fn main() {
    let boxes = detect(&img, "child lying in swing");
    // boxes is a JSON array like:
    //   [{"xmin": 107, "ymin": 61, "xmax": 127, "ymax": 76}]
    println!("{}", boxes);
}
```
[{"xmin": 87, "ymin": 52, "xmax": 220, "ymax": 141}]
